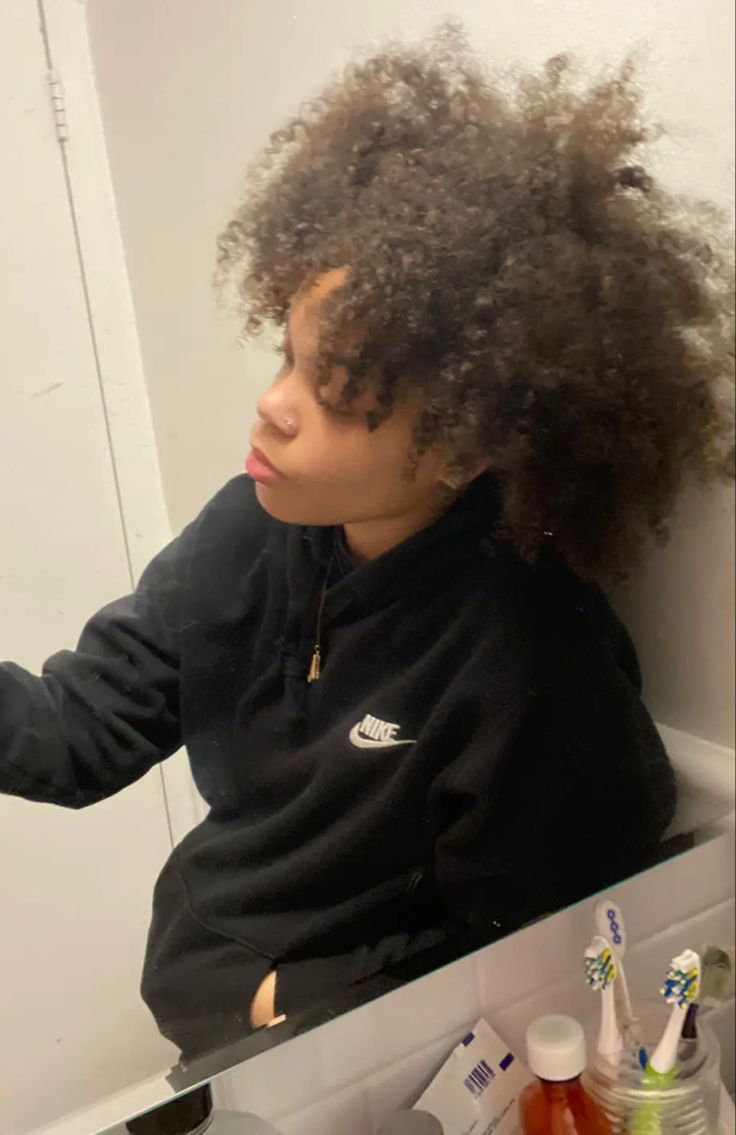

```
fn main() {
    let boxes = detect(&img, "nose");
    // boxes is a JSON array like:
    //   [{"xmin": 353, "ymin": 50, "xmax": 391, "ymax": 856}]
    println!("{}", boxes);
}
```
[{"xmin": 256, "ymin": 380, "xmax": 299, "ymax": 438}]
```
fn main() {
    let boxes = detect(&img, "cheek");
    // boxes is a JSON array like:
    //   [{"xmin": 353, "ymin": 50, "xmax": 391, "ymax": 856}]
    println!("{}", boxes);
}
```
[
  {"xmin": 256, "ymin": 400, "xmax": 434, "ymax": 524},
  {"xmin": 255, "ymin": 439, "xmax": 411, "ymax": 526},
  {"xmin": 296, "ymin": 415, "xmax": 388, "ymax": 481}
]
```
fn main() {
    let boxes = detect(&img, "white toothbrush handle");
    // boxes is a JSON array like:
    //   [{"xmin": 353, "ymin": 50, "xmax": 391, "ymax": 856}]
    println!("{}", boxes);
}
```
[
  {"xmin": 599, "ymin": 983, "xmax": 624, "ymax": 1059},
  {"xmin": 650, "ymin": 1002, "xmax": 687, "ymax": 1074},
  {"xmin": 617, "ymin": 959, "xmax": 636, "ymax": 1026},
  {"xmin": 594, "ymin": 901, "xmax": 636, "ymax": 1027}
]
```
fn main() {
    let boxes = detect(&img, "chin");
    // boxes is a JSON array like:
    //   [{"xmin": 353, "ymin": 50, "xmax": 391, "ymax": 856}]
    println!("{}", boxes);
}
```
[{"xmin": 253, "ymin": 482, "xmax": 337, "ymax": 527}]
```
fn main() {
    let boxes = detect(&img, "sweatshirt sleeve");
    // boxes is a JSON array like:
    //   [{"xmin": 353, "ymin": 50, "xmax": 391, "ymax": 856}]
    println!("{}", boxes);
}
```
[
  {"xmin": 0, "ymin": 522, "xmax": 196, "ymax": 810},
  {"xmin": 430, "ymin": 605, "xmax": 677, "ymax": 936}
]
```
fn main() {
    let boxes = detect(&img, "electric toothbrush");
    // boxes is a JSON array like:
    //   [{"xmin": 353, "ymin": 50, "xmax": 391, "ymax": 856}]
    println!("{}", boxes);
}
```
[
  {"xmin": 584, "ymin": 934, "xmax": 624, "ymax": 1064},
  {"xmin": 631, "ymin": 948, "xmax": 701, "ymax": 1135}
]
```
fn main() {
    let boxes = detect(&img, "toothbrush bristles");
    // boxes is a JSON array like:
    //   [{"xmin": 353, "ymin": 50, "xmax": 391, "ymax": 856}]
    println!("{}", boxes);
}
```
[
  {"xmin": 661, "ymin": 962, "xmax": 700, "ymax": 1006},
  {"xmin": 584, "ymin": 944, "xmax": 616, "ymax": 990}
]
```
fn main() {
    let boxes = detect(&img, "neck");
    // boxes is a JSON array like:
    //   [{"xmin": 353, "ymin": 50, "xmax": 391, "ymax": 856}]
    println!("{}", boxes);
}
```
[{"xmin": 343, "ymin": 498, "xmax": 448, "ymax": 562}]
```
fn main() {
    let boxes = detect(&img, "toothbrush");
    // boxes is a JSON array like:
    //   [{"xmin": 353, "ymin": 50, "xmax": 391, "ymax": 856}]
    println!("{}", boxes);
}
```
[
  {"xmin": 584, "ymin": 934, "xmax": 624, "ymax": 1062},
  {"xmin": 679, "ymin": 943, "xmax": 734, "ymax": 1059},
  {"xmin": 594, "ymin": 898, "xmax": 636, "ymax": 1031},
  {"xmin": 594, "ymin": 897, "xmax": 647, "ymax": 1066},
  {"xmin": 648, "ymin": 949, "xmax": 702, "ymax": 1082},
  {"xmin": 631, "ymin": 949, "xmax": 701, "ymax": 1135}
]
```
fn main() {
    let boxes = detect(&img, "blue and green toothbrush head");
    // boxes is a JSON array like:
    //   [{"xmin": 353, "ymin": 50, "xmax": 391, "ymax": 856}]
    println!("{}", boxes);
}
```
[
  {"xmin": 585, "ymin": 934, "xmax": 623, "ymax": 1062},
  {"xmin": 648, "ymin": 949, "xmax": 702, "ymax": 1081}
]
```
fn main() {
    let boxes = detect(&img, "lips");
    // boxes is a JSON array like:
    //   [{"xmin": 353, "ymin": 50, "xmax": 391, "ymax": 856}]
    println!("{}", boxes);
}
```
[
  {"xmin": 251, "ymin": 445, "xmax": 282, "ymax": 476},
  {"xmin": 245, "ymin": 444, "xmax": 284, "ymax": 485}
]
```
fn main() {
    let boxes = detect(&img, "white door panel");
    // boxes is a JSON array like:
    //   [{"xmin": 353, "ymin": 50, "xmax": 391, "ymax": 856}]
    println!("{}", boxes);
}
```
[{"xmin": 1, "ymin": 3, "xmax": 178, "ymax": 1130}]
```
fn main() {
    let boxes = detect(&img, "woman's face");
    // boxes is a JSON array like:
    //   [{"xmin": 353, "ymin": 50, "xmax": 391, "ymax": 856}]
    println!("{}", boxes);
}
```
[{"xmin": 248, "ymin": 269, "xmax": 449, "ymax": 529}]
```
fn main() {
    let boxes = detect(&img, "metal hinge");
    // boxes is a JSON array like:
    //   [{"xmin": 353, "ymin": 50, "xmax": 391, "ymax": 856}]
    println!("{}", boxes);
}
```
[{"xmin": 47, "ymin": 69, "xmax": 68, "ymax": 144}]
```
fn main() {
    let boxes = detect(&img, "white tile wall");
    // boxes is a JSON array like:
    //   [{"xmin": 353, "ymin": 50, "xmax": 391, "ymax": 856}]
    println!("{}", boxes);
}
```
[
  {"xmin": 213, "ymin": 827, "xmax": 735, "ymax": 1135},
  {"xmin": 277, "ymin": 1083, "xmax": 373, "ymax": 1135}
]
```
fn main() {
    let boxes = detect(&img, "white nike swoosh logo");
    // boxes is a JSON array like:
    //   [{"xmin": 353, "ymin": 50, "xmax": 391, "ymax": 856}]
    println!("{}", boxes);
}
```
[{"xmin": 348, "ymin": 724, "xmax": 416, "ymax": 750}]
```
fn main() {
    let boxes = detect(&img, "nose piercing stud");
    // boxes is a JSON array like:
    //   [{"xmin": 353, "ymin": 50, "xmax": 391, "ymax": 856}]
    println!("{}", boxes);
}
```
[{"xmin": 283, "ymin": 416, "xmax": 297, "ymax": 433}]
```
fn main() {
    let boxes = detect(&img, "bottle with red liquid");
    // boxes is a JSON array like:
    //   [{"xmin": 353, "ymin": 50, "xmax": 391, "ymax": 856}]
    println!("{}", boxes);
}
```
[{"xmin": 519, "ymin": 1015, "xmax": 613, "ymax": 1135}]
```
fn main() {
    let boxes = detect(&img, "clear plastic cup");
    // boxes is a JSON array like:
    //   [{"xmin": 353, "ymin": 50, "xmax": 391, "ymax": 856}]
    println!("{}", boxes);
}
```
[{"xmin": 582, "ymin": 1003, "xmax": 722, "ymax": 1134}]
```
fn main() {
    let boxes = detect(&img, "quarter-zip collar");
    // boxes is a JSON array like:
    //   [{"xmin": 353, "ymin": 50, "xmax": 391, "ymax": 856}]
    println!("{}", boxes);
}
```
[{"xmin": 299, "ymin": 472, "xmax": 503, "ymax": 626}]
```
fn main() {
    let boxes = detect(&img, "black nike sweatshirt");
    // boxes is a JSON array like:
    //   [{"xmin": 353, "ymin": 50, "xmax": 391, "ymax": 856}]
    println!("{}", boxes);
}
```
[{"xmin": 0, "ymin": 474, "xmax": 676, "ymax": 1058}]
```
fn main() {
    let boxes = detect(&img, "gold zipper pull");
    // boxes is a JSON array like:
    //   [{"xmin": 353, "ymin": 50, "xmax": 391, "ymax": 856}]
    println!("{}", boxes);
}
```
[
  {"xmin": 307, "ymin": 558, "xmax": 332, "ymax": 684},
  {"xmin": 307, "ymin": 645, "xmax": 322, "ymax": 683}
]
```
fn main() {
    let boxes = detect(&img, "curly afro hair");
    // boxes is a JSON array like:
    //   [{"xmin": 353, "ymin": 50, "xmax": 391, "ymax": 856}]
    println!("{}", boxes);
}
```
[{"xmin": 216, "ymin": 24, "xmax": 734, "ymax": 582}]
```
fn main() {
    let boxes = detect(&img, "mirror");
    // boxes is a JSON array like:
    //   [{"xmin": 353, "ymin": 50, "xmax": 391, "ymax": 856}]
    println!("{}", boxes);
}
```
[{"xmin": 2, "ymin": 2, "xmax": 733, "ymax": 1133}]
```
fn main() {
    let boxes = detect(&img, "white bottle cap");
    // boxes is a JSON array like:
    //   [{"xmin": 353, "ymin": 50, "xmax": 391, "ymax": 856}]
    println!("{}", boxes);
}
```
[{"xmin": 526, "ymin": 1015, "xmax": 587, "ymax": 1082}]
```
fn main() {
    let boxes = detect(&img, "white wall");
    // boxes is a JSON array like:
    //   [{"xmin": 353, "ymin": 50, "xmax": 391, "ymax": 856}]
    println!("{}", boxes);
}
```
[
  {"xmin": 611, "ymin": 485, "xmax": 735, "ymax": 748},
  {"xmin": 85, "ymin": 0, "xmax": 734, "ymax": 751},
  {"xmin": 1, "ymin": 3, "xmax": 179, "ymax": 1131}
]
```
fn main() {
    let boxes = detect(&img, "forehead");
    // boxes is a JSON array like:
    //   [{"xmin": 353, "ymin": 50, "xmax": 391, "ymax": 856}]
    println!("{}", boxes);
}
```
[
  {"xmin": 284, "ymin": 268, "xmax": 419, "ymax": 424},
  {"xmin": 288, "ymin": 268, "xmax": 349, "ymax": 346}
]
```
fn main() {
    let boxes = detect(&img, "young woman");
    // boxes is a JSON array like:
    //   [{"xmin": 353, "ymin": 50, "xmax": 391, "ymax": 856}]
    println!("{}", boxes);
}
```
[{"xmin": 1, "ymin": 30, "xmax": 732, "ymax": 1061}]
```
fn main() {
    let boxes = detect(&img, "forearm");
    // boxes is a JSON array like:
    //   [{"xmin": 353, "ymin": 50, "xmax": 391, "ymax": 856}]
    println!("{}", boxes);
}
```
[
  {"xmin": 1, "ymin": 534, "xmax": 187, "ymax": 807},
  {"xmin": 1, "ymin": 654, "xmax": 179, "ymax": 807}
]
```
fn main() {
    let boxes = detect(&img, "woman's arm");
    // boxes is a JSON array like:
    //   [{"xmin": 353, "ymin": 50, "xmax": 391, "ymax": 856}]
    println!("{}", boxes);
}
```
[{"xmin": 0, "ymin": 523, "xmax": 195, "ymax": 809}]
